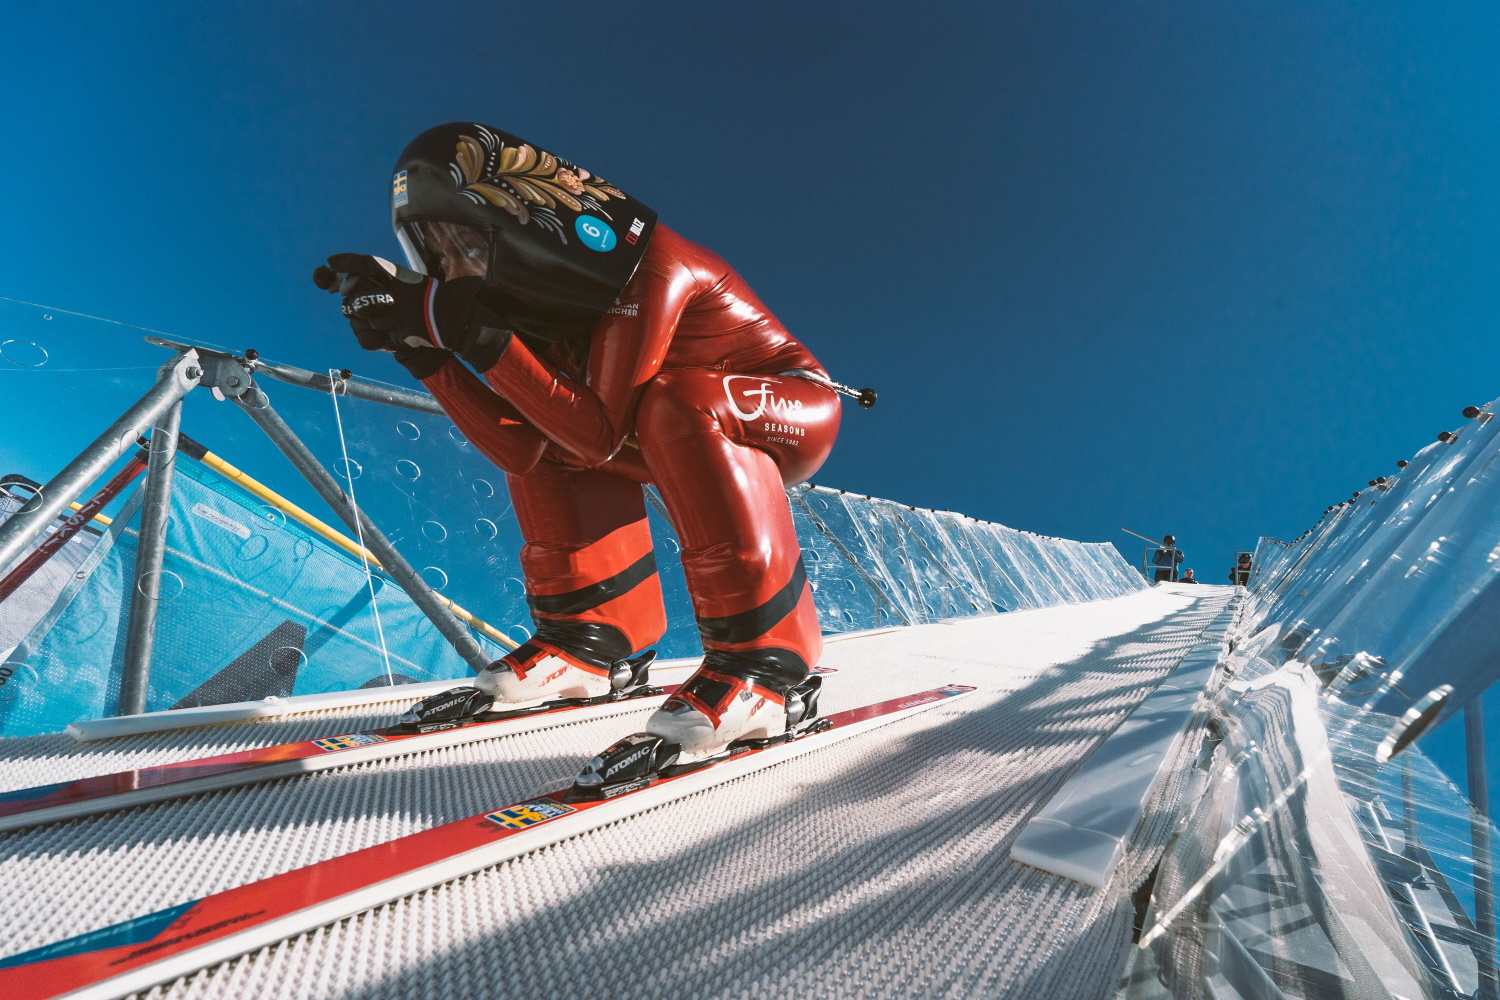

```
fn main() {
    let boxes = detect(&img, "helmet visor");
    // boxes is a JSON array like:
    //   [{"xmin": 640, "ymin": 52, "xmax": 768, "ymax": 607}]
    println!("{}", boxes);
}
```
[{"xmin": 398, "ymin": 221, "xmax": 491, "ymax": 281}]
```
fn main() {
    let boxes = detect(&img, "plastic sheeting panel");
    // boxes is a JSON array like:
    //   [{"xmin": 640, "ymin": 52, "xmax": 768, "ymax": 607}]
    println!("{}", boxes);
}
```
[
  {"xmin": 1127, "ymin": 600, "xmax": 1500, "ymax": 998},
  {"xmin": 1244, "ymin": 399, "xmax": 1500, "ymax": 723},
  {"xmin": 0, "ymin": 492, "xmax": 102, "ymax": 663},
  {"xmin": 1130, "ymin": 666, "xmax": 1441, "ymax": 1000}
]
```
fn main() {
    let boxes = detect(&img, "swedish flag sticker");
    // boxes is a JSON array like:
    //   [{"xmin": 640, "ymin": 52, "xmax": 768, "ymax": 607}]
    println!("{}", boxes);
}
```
[
  {"xmin": 312, "ymin": 733, "xmax": 387, "ymax": 752},
  {"xmin": 485, "ymin": 799, "xmax": 576, "ymax": 831},
  {"xmin": 393, "ymin": 170, "xmax": 409, "ymax": 208}
]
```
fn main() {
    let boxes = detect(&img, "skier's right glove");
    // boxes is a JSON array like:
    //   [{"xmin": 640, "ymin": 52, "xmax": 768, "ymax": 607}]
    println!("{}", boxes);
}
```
[
  {"xmin": 312, "ymin": 253, "xmax": 512, "ymax": 378},
  {"xmin": 312, "ymin": 253, "xmax": 446, "ymax": 378}
]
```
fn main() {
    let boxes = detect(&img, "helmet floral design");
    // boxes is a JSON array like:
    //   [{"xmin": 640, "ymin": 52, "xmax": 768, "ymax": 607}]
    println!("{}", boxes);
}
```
[{"xmin": 449, "ymin": 125, "xmax": 627, "ymax": 244}]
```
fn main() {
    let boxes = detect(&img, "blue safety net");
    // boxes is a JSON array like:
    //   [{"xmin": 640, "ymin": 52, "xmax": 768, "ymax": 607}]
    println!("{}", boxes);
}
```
[{"xmin": 0, "ymin": 457, "xmax": 502, "ymax": 736}]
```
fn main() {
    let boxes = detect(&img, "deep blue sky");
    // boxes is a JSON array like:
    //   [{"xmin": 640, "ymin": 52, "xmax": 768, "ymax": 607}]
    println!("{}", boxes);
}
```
[{"xmin": 4, "ymin": 0, "xmax": 1499, "ymax": 580}]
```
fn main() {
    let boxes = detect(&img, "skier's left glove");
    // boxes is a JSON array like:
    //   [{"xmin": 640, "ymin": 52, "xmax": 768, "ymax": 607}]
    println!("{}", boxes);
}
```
[{"xmin": 313, "ymin": 253, "xmax": 512, "ymax": 374}]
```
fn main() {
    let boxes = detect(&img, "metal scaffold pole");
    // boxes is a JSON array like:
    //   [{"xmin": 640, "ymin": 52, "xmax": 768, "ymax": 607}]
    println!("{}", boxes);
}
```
[
  {"xmin": 1, "ymin": 340, "xmax": 507, "ymax": 717},
  {"xmin": 117, "ymin": 399, "xmax": 183, "ymax": 716},
  {"xmin": 1468, "ymin": 698, "xmax": 1499, "ymax": 1000},
  {"xmin": 233, "ymin": 386, "xmax": 492, "ymax": 674},
  {"xmin": 0, "ymin": 351, "xmax": 200, "ymax": 575}
]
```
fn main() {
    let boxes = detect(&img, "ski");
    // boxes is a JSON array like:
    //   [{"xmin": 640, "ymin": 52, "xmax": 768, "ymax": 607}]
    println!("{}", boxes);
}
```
[
  {"xmin": 0, "ymin": 684, "xmax": 973, "ymax": 1000},
  {"xmin": 0, "ymin": 686, "xmax": 674, "ymax": 834}
]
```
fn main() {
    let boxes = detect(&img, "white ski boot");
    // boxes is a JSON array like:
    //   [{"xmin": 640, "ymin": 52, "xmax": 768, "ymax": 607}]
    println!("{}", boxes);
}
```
[
  {"xmin": 477, "ymin": 642, "xmax": 614, "ymax": 704},
  {"xmin": 572, "ymin": 672, "xmax": 825, "ymax": 796},
  {"xmin": 644, "ymin": 670, "xmax": 788, "ymax": 760},
  {"xmin": 399, "ymin": 649, "xmax": 657, "ymax": 731}
]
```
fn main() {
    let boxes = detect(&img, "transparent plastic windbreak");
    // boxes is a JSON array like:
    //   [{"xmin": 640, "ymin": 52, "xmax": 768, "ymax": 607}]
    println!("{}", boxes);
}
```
[
  {"xmin": 322, "ymin": 369, "xmax": 1147, "ymax": 657},
  {"xmin": 1239, "ymin": 399, "xmax": 1500, "ymax": 728},
  {"xmin": 1130, "ymin": 390, "xmax": 1500, "ymax": 999},
  {"xmin": 0, "ymin": 296, "xmax": 1145, "ymax": 736},
  {"xmin": 1126, "ymin": 648, "xmax": 1500, "ymax": 1000}
]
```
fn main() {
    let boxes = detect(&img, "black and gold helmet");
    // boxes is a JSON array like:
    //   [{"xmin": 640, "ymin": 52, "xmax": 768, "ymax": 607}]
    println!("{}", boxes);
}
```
[{"xmin": 391, "ymin": 123, "xmax": 657, "ymax": 343}]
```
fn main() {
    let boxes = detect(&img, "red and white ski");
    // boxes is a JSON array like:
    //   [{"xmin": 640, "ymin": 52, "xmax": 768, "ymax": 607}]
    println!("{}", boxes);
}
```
[
  {"xmin": 0, "ymin": 684, "xmax": 972, "ymax": 1000},
  {"xmin": 0, "ymin": 688, "xmax": 676, "ymax": 833}
]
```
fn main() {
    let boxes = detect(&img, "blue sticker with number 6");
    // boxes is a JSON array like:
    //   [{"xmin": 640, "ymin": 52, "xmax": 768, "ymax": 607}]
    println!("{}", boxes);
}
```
[{"xmin": 575, "ymin": 215, "xmax": 617, "ymax": 252}]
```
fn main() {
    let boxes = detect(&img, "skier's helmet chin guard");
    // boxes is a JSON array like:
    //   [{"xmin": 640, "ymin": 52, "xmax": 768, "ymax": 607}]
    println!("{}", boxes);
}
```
[{"xmin": 391, "ymin": 123, "xmax": 657, "ymax": 342}]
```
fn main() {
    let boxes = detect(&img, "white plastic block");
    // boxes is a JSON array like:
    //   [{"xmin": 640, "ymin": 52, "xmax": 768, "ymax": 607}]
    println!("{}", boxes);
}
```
[
  {"xmin": 65, "ymin": 679, "xmax": 471, "ymax": 741},
  {"xmin": 1010, "ymin": 601, "xmax": 1237, "ymax": 887}
]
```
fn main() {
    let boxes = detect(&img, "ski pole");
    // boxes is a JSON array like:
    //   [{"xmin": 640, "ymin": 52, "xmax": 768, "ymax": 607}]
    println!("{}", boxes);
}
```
[
  {"xmin": 1121, "ymin": 527, "xmax": 1164, "ymax": 546},
  {"xmin": 793, "ymin": 372, "xmax": 878, "ymax": 408},
  {"xmin": 0, "ymin": 449, "xmax": 149, "ymax": 603},
  {"xmin": 830, "ymin": 380, "xmax": 878, "ymax": 409}
]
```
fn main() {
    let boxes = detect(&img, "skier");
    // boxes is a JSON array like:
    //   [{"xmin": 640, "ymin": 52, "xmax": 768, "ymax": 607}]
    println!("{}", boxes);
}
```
[{"xmin": 317, "ymin": 123, "xmax": 841, "ymax": 760}]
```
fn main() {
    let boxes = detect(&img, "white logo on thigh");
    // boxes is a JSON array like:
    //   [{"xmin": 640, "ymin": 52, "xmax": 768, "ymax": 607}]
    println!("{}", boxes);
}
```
[{"xmin": 723, "ymin": 375, "xmax": 804, "ymax": 422}]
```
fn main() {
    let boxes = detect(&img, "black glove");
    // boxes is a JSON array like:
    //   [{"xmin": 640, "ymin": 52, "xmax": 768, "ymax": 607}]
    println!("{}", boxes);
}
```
[{"xmin": 313, "ymin": 254, "xmax": 512, "ymax": 376}]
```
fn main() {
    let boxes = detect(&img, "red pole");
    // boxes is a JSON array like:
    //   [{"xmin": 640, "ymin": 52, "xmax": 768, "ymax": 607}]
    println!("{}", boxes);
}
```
[{"xmin": 0, "ymin": 451, "xmax": 150, "ymax": 603}]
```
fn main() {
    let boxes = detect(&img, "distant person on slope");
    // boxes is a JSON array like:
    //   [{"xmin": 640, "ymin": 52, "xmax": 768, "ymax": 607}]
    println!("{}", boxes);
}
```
[
  {"xmin": 1151, "ymin": 536, "xmax": 1183, "ymax": 583},
  {"xmin": 1229, "ymin": 552, "xmax": 1252, "ymax": 586},
  {"xmin": 1179, "ymin": 568, "xmax": 1198, "ymax": 584},
  {"xmin": 315, "ymin": 123, "xmax": 841, "ymax": 761}
]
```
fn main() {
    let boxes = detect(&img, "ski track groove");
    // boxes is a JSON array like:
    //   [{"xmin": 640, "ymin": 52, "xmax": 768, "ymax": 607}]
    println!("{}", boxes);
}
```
[{"xmin": 0, "ymin": 586, "xmax": 1228, "ymax": 999}]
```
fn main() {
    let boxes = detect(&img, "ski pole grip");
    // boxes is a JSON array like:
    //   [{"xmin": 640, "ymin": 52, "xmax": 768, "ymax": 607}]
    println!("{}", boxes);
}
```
[{"xmin": 826, "ymin": 379, "xmax": 878, "ymax": 409}]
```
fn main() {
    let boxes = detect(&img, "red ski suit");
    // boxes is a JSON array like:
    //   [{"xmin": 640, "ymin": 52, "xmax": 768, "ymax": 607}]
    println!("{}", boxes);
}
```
[{"xmin": 420, "ymin": 225, "xmax": 840, "ymax": 699}]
